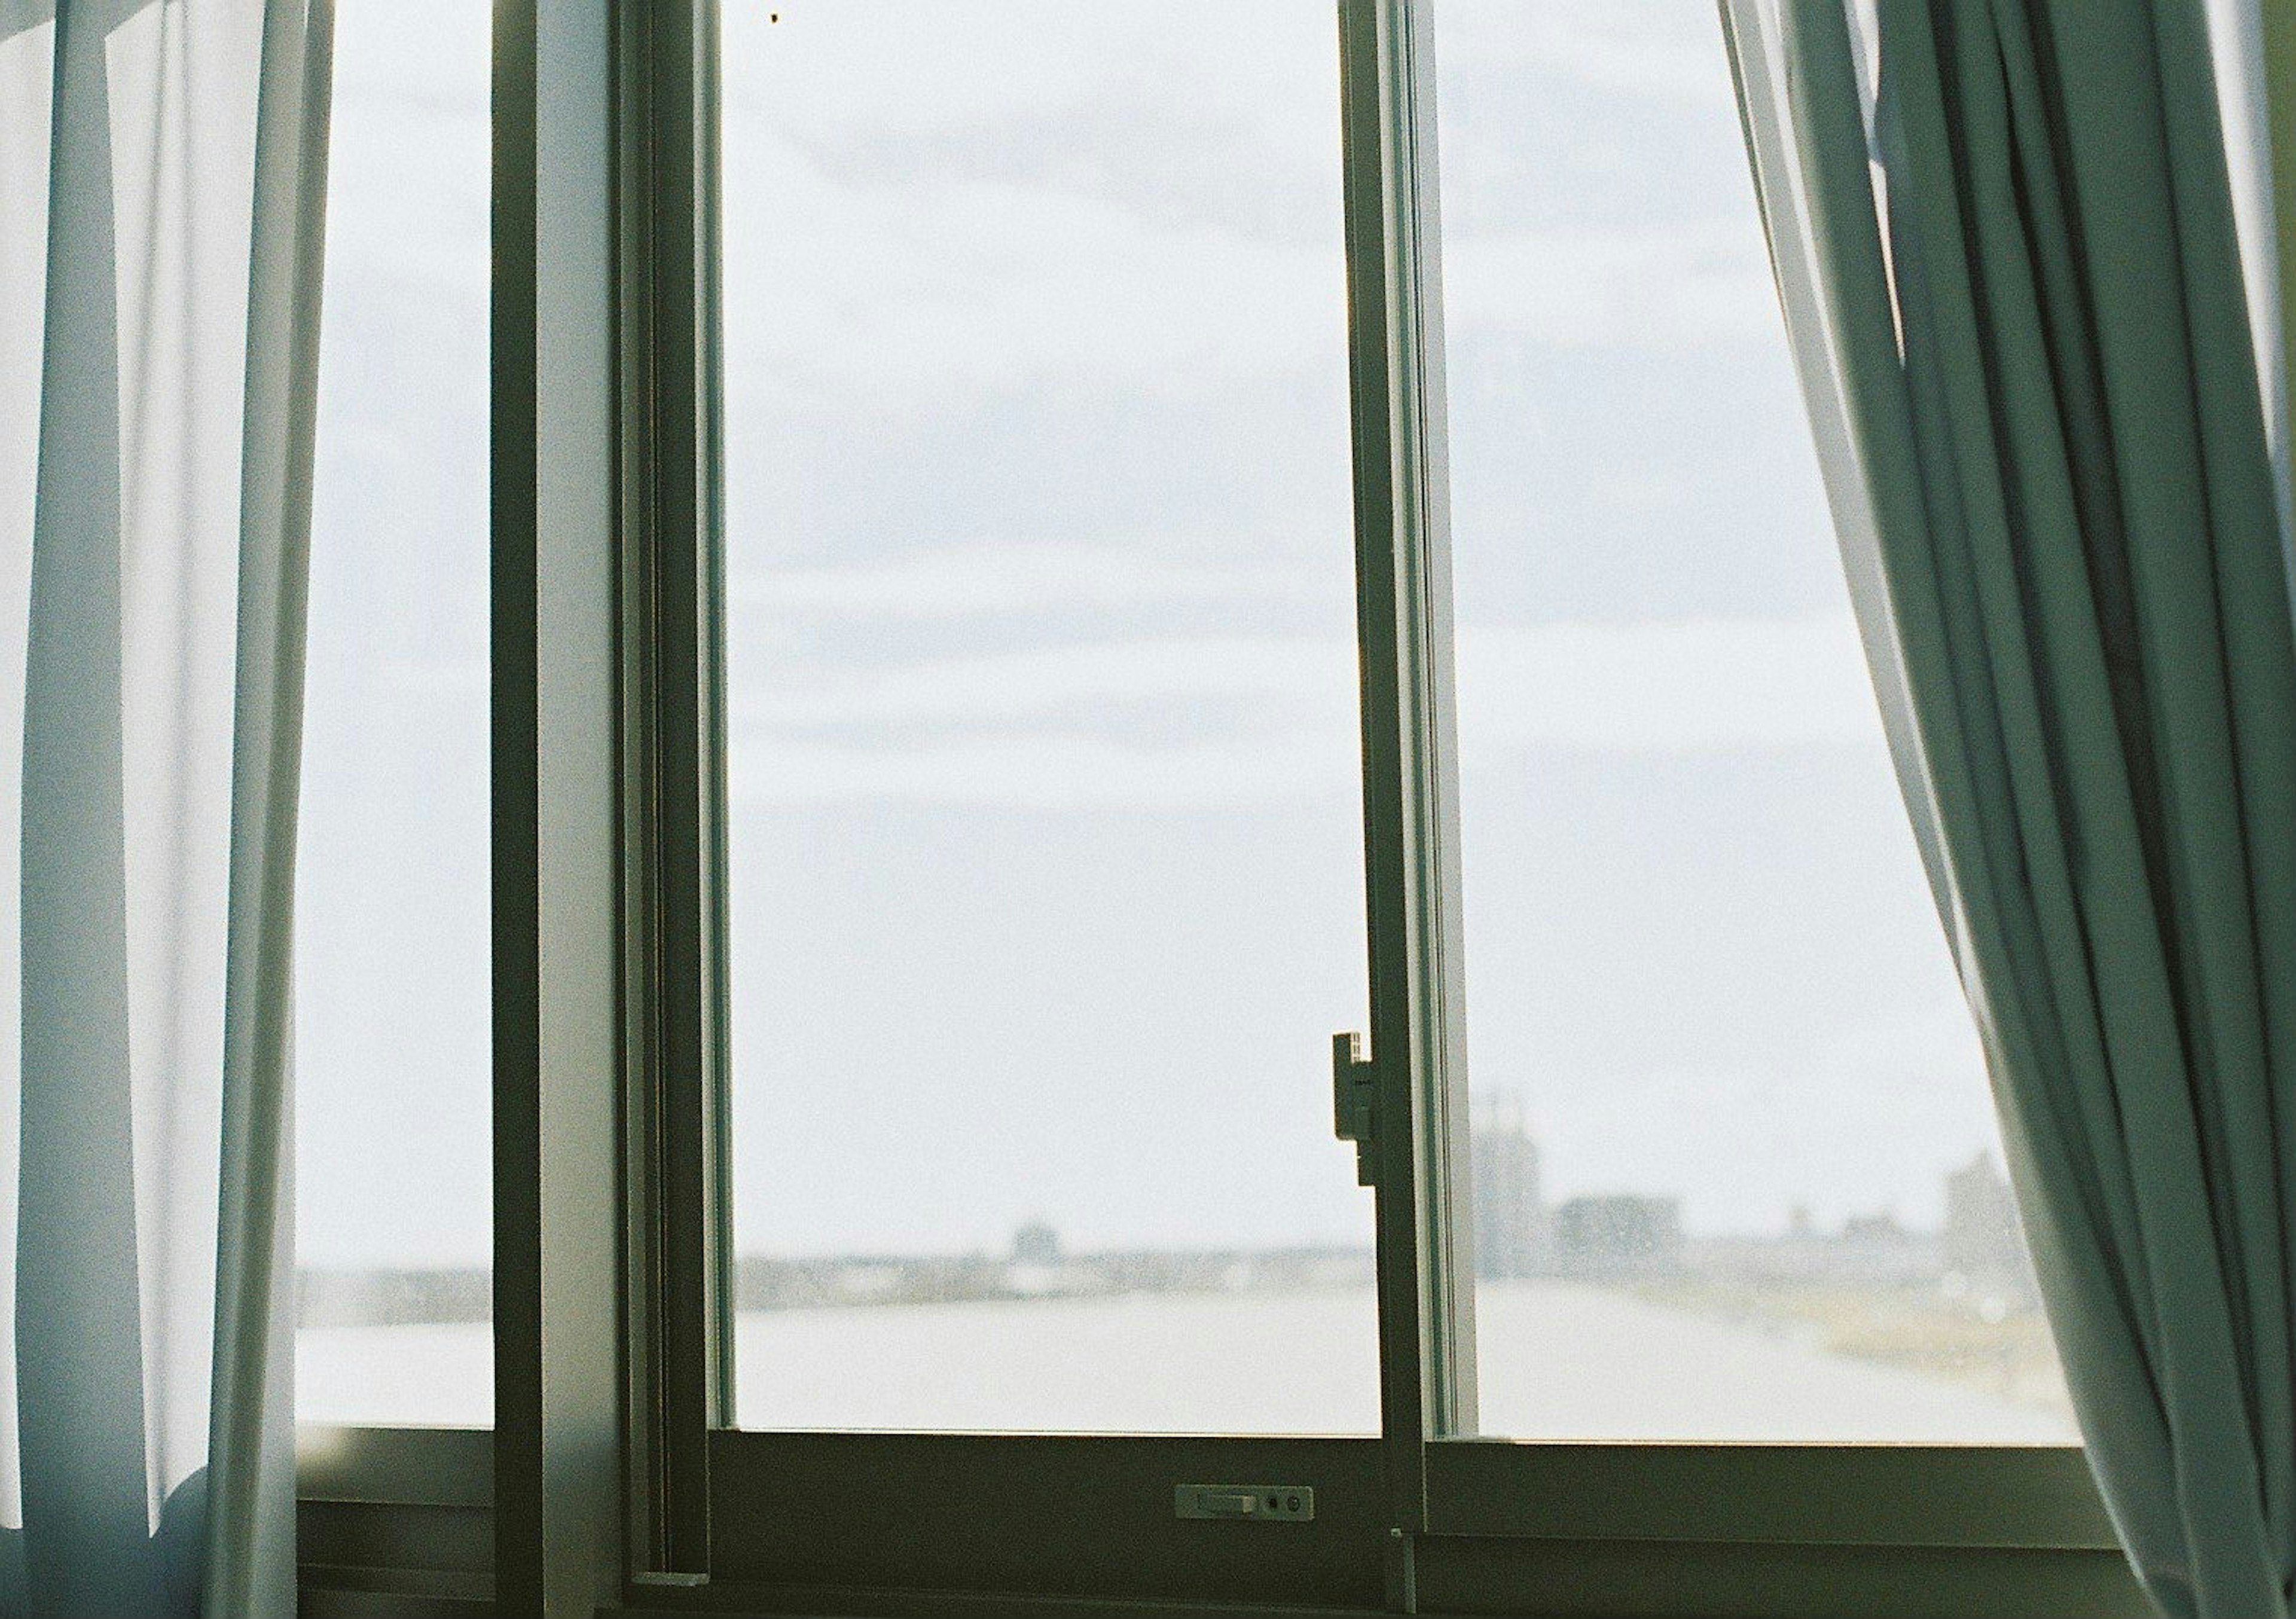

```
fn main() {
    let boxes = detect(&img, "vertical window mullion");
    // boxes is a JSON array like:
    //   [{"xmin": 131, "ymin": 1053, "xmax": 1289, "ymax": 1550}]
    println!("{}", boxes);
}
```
[
  {"xmin": 695, "ymin": 0, "xmax": 738, "ymax": 1446},
  {"xmin": 1382, "ymin": 0, "xmax": 1477, "ymax": 1448},
  {"xmin": 491, "ymin": 0, "xmax": 544, "ymax": 1601},
  {"xmin": 497, "ymin": 1, "xmax": 625, "ymax": 1611},
  {"xmin": 617, "ymin": 0, "xmax": 724, "ymax": 1587},
  {"xmin": 1338, "ymin": 0, "xmax": 1476, "ymax": 1575}
]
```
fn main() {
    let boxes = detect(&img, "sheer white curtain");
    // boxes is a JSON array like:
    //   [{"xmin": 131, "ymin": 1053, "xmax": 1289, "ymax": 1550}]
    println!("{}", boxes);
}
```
[{"xmin": 0, "ymin": 1, "xmax": 329, "ymax": 1614}]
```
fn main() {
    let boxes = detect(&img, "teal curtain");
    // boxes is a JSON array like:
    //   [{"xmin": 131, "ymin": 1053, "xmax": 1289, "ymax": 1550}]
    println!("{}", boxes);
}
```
[{"xmin": 1724, "ymin": 1, "xmax": 2295, "ymax": 1614}]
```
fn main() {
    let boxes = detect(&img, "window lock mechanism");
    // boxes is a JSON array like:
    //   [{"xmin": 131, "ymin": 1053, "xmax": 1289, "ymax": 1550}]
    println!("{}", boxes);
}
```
[
  {"xmin": 1332, "ymin": 1031, "xmax": 1377, "ymax": 1187},
  {"xmin": 1176, "ymin": 1483, "xmax": 1316, "ymax": 1523}
]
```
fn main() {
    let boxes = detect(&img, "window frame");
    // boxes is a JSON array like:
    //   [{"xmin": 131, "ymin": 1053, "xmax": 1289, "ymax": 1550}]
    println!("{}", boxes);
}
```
[
  {"xmin": 617, "ymin": 0, "xmax": 729, "ymax": 1581},
  {"xmin": 450, "ymin": 2, "xmax": 2153, "ymax": 1616}
]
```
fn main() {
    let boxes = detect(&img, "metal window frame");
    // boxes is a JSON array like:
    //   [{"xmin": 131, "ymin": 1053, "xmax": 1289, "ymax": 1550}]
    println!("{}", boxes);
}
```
[
  {"xmin": 1337, "ymin": 0, "xmax": 1478, "ymax": 1474},
  {"xmin": 493, "ymin": 0, "xmax": 624, "ymax": 1612},
  {"xmin": 618, "ymin": 0, "xmax": 737, "ymax": 1587},
  {"xmin": 295, "ymin": 3, "xmax": 632, "ymax": 1608},
  {"xmin": 447, "ymin": 1, "xmax": 2155, "ymax": 1615},
  {"xmin": 295, "ymin": 1426, "xmax": 494, "ymax": 1616}
]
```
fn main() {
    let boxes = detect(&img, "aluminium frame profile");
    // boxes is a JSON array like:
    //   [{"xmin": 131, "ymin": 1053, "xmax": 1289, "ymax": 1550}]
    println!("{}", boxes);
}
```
[
  {"xmin": 617, "ymin": 0, "xmax": 735, "ymax": 1587},
  {"xmin": 1337, "ymin": 0, "xmax": 1479, "ymax": 1549},
  {"xmin": 493, "ymin": 0, "xmax": 624, "ymax": 1614}
]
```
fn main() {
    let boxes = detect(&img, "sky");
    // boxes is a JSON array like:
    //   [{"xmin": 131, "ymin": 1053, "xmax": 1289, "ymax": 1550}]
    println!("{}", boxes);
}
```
[
  {"xmin": 294, "ymin": 0, "xmax": 2007, "ymax": 1274},
  {"xmin": 297, "ymin": 0, "xmax": 491, "ymax": 1270}
]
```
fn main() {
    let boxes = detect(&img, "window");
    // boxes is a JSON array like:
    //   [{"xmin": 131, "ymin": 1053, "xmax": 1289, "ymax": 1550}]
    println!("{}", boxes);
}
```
[
  {"xmin": 717, "ymin": 0, "xmax": 1376, "ymax": 1438},
  {"xmin": 296, "ymin": 0, "xmax": 492, "ymax": 1429},
  {"xmin": 1436, "ymin": 0, "xmax": 2071, "ymax": 1444},
  {"xmin": 462, "ymin": 3, "xmax": 2150, "ymax": 1615}
]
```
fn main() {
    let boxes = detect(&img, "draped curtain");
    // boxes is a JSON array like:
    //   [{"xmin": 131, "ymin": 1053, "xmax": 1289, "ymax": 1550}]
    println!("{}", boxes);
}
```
[
  {"xmin": 1724, "ymin": 0, "xmax": 2296, "ymax": 1612},
  {"xmin": 0, "ymin": 1, "xmax": 329, "ymax": 1614}
]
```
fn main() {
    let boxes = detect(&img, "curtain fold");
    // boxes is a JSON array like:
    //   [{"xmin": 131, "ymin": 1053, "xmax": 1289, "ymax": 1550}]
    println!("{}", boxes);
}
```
[
  {"xmin": 1725, "ymin": 1, "xmax": 2296, "ymax": 1614},
  {"xmin": 1, "ymin": 1, "xmax": 329, "ymax": 1614},
  {"xmin": 205, "ymin": 1, "xmax": 331, "ymax": 1612}
]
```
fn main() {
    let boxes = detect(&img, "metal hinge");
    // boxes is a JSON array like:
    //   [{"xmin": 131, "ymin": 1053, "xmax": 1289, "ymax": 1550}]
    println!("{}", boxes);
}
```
[{"xmin": 1332, "ymin": 1030, "xmax": 1377, "ymax": 1186}]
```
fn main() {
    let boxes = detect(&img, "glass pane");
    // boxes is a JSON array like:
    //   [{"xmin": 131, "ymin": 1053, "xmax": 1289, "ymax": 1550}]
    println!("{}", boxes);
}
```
[
  {"xmin": 721, "ymin": 2, "xmax": 1375, "ymax": 1433},
  {"xmin": 1437, "ymin": 0, "xmax": 2072, "ymax": 1443},
  {"xmin": 295, "ymin": 0, "xmax": 491, "ymax": 1428}
]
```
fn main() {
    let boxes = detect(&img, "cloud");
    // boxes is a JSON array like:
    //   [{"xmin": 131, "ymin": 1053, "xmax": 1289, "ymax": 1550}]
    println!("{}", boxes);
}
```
[
  {"xmin": 731, "ymin": 731, "xmax": 1349, "ymax": 812},
  {"xmin": 712, "ymin": 1, "xmax": 1775, "ymax": 410},
  {"xmin": 718, "ymin": 179, "xmax": 1775, "ymax": 419},
  {"xmin": 720, "ymin": 159, "xmax": 1349, "ymax": 407},
  {"xmin": 1457, "ymin": 613, "xmax": 1881, "ymax": 753},
  {"xmin": 720, "ymin": 3, "xmax": 1343, "ymax": 171},
  {"xmin": 1443, "ymin": 224, "xmax": 1781, "ymax": 353},
  {"xmin": 1442, "ymin": 0, "xmax": 1736, "ymax": 108},
  {"xmin": 728, "ymin": 541, "xmax": 1332, "ymax": 622},
  {"xmin": 728, "ymin": 612, "xmax": 1888, "ymax": 808},
  {"xmin": 738, "ymin": 636, "xmax": 1348, "ymax": 732},
  {"xmin": 716, "ymin": 11, "xmax": 1354, "ymax": 407}
]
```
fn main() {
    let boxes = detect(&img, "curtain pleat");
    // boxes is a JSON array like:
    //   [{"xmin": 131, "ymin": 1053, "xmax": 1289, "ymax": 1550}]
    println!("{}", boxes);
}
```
[
  {"xmin": 1727, "ymin": 1, "xmax": 2296, "ymax": 1612},
  {"xmin": 205, "ymin": 0, "xmax": 330, "ymax": 1612}
]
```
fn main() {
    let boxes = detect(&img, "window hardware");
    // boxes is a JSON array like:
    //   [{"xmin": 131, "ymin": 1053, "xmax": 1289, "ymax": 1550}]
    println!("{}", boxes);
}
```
[
  {"xmin": 1175, "ymin": 1483, "xmax": 1315, "ymax": 1523},
  {"xmin": 1333, "ymin": 1031, "xmax": 1378, "ymax": 1187}
]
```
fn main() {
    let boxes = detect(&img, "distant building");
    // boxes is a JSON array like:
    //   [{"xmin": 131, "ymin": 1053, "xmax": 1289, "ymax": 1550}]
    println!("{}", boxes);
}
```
[
  {"xmin": 1694, "ymin": 1203, "xmax": 1940, "ymax": 1289},
  {"xmin": 1552, "ymin": 1194, "xmax": 1683, "ymax": 1276},
  {"xmin": 1944, "ymin": 1153, "xmax": 2038, "ymax": 1303},
  {"xmin": 1841, "ymin": 1211, "xmax": 1906, "ymax": 1243},
  {"xmin": 1473, "ymin": 1096, "xmax": 1548, "ymax": 1278},
  {"xmin": 1010, "ymin": 1220, "xmax": 1062, "ymax": 1267},
  {"xmin": 1830, "ymin": 1208, "xmax": 1938, "ymax": 1284}
]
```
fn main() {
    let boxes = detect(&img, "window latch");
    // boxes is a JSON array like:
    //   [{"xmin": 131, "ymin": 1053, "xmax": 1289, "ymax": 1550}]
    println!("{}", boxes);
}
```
[{"xmin": 1332, "ymin": 1030, "xmax": 1377, "ymax": 1186}]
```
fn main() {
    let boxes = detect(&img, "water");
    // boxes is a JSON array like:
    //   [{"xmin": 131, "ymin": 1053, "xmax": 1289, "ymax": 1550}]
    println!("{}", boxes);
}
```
[{"xmin": 296, "ymin": 1280, "xmax": 2075, "ymax": 1444}]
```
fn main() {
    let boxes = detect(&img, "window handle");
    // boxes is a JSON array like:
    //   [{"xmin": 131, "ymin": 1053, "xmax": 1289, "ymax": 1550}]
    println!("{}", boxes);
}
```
[{"xmin": 1332, "ymin": 1031, "xmax": 1378, "ymax": 1186}]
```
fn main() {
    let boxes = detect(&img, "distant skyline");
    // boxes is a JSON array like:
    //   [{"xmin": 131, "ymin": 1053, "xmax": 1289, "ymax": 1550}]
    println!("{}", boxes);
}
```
[{"xmin": 295, "ymin": 1, "xmax": 2012, "ymax": 1275}]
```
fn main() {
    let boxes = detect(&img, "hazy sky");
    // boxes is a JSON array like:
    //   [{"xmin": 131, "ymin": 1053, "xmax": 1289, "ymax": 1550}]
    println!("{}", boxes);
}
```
[
  {"xmin": 295, "ymin": 0, "xmax": 2004, "ymax": 1272},
  {"xmin": 297, "ymin": 0, "xmax": 490, "ymax": 1270}
]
